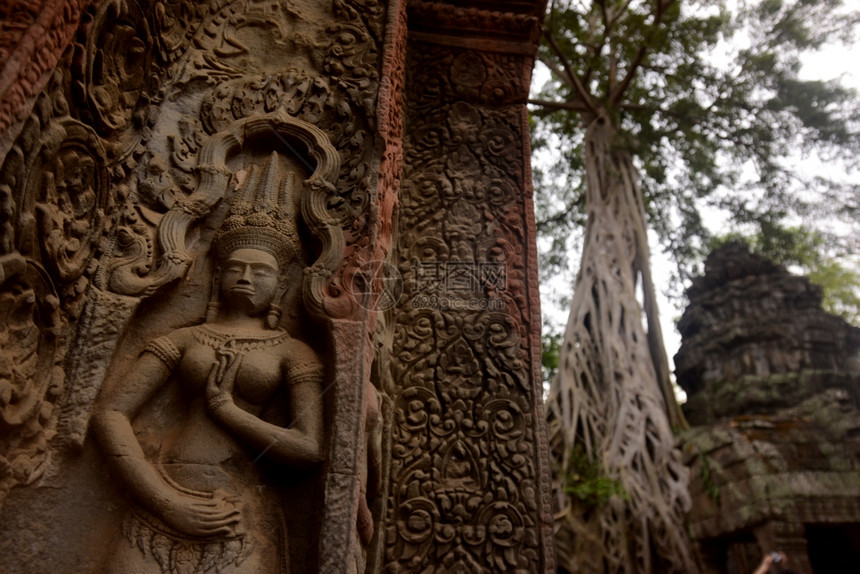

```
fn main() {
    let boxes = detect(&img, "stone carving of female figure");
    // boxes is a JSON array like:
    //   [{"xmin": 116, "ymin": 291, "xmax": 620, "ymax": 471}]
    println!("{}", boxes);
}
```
[{"xmin": 92, "ymin": 156, "xmax": 324, "ymax": 574}]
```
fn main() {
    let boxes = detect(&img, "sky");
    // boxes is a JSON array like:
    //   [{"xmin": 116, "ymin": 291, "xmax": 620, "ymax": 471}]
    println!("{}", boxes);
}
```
[{"xmin": 530, "ymin": 11, "xmax": 860, "ymax": 401}]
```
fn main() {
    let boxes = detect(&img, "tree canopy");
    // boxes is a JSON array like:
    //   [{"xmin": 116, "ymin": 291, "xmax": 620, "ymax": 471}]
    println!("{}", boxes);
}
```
[{"xmin": 532, "ymin": 0, "xmax": 860, "ymax": 304}]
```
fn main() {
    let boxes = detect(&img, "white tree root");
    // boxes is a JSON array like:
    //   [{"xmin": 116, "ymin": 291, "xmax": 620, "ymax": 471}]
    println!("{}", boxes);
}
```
[{"xmin": 546, "ymin": 114, "xmax": 697, "ymax": 573}]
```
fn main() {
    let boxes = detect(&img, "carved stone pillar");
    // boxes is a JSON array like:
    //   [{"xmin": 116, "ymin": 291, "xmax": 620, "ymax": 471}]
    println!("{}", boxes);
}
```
[{"xmin": 381, "ymin": 2, "xmax": 556, "ymax": 572}]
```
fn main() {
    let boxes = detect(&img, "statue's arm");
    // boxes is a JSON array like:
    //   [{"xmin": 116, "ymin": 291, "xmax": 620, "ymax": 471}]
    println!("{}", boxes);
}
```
[
  {"xmin": 209, "ymin": 379, "xmax": 324, "ymax": 468},
  {"xmin": 91, "ymin": 338, "xmax": 240, "ymax": 537},
  {"xmin": 207, "ymin": 344, "xmax": 324, "ymax": 468},
  {"xmin": 91, "ymin": 351, "xmax": 177, "ymax": 506}
]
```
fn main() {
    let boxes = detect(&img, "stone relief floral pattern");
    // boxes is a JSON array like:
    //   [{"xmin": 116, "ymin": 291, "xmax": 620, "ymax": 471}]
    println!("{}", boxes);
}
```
[{"xmin": 385, "ymin": 43, "xmax": 552, "ymax": 573}]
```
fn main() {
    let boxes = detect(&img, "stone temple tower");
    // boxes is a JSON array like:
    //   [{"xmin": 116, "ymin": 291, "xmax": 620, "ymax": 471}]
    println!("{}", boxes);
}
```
[{"xmin": 678, "ymin": 242, "xmax": 860, "ymax": 574}]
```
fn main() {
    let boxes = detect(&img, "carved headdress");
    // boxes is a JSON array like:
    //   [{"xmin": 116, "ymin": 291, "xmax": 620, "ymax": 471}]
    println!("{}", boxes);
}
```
[{"xmin": 214, "ymin": 151, "xmax": 300, "ymax": 270}]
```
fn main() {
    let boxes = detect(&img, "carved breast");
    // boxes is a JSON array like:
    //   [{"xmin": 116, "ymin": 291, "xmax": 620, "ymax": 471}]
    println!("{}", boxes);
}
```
[
  {"xmin": 177, "ymin": 325, "xmax": 293, "ymax": 409},
  {"xmin": 161, "ymin": 327, "xmax": 294, "ymax": 471}
]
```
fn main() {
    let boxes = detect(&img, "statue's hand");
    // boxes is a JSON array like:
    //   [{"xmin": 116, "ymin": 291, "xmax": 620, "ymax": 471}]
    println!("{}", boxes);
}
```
[
  {"xmin": 158, "ymin": 490, "xmax": 243, "ymax": 538},
  {"xmin": 206, "ymin": 350, "xmax": 243, "ymax": 412}
]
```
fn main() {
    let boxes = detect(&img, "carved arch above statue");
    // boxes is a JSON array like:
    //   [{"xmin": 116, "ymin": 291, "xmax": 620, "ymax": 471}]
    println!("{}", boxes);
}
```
[{"xmin": 108, "ymin": 110, "xmax": 346, "ymax": 319}]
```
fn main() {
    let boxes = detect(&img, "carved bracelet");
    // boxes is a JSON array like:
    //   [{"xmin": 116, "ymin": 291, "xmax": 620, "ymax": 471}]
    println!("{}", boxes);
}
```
[{"xmin": 208, "ymin": 394, "xmax": 232, "ymax": 411}]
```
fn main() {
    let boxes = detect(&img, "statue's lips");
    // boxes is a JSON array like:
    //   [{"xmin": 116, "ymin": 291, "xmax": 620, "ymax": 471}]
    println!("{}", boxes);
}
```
[{"xmin": 230, "ymin": 286, "xmax": 255, "ymax": 295}]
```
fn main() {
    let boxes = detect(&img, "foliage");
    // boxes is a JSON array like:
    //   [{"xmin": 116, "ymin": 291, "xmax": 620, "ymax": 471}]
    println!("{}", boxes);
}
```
[
  {"xmin": 540, "ymin": 330, "xmax": 563, "ymax": 386},
  {"xmin": 564, "ymin": 445, "xmax": 627, "ymax": 510},
  {"xmin": 697, "ymin": 448, "xmax": 720, "ymax": 508}
]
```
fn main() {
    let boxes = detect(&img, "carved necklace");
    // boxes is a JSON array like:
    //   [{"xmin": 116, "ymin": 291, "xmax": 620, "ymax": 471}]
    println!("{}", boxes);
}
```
[{"xmin": 193, "ymin": 323, "xmax": 291, "ymax": 352}]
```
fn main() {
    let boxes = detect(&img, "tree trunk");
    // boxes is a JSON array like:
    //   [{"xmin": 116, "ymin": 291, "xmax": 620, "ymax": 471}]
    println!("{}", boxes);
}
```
[{"xmin": 546, "ymin": 113, "xmax": 697, "ymax": 573}]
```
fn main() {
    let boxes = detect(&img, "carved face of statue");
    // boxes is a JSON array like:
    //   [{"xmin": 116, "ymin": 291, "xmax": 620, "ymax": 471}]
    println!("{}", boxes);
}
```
[{"xmin": 218, "ymin": 248, "xmax": 283, "ymax": 316}]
